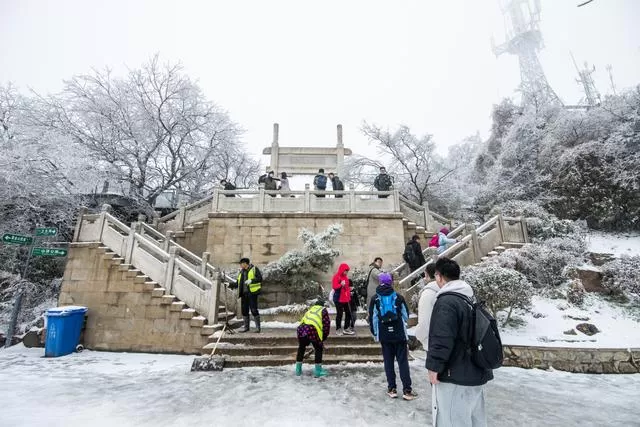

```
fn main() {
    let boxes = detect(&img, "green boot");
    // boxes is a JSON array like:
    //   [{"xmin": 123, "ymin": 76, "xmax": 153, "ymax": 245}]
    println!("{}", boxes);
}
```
[
  {"xmin": 314, "ymin": 364, "xmax": 328, "ymax": 378},
  {"xmin": 295, "ymin": 362, "xmax": 302, "ymax": 376}
]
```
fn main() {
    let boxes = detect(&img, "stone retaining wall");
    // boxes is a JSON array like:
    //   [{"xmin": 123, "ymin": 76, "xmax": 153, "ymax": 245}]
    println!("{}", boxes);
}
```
[{"xmin": 503, "ymin": 345, "xmax": 640, "ymax": 374}]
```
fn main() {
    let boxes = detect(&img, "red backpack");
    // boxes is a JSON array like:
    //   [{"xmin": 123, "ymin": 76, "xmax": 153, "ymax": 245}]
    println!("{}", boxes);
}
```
[{"xmin": 428, "ymin": 234, "xmax": 439, "ymax": 247}]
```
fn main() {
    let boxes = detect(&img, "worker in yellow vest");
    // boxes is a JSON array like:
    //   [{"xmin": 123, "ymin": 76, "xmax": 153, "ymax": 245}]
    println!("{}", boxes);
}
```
[
  {"xmin": 295, "ymin": 297, "xmax": 331, "ymax": 377},
  {"xmin": 232, "ymin": 257, "xmax": 263, "ymax": 333}
]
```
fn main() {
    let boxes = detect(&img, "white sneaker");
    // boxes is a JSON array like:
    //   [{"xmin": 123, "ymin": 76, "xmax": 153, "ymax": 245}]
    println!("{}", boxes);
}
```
[
  {"xmin": 336, "ymin": 329, "xmax": 343, "ymax": 336},
  {"xmin": 343, "ymin": 328, "xmax": 355, "ymax": 335}
]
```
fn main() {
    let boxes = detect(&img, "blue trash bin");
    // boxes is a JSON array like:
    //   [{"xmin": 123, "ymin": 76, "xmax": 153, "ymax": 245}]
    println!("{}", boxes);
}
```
[{"xmin": 45, "ymin": 306, "xmax": 88, "ymax": 357}]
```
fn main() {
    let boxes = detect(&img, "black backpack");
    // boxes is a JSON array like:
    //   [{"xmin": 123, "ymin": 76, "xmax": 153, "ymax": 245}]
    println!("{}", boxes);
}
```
[
  {"xmin": 446, "ymin": 293, "xmax": 503, "ymax": 370},
  {"xmin": 403, "ymin": 243, "xmax": 417, "ymax": 265},
  {"xmin": 258, "ymin": 174, "xmax": 267, "ymax": 184},
  {"xmin": 315, "ymin": 175, "xmax": 327, "ymax": 189}
]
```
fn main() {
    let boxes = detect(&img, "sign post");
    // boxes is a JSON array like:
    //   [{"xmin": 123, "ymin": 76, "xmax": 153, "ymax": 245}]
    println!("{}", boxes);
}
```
[
  {"xmin": 1, "ymin": 234, "xmax": 33, "ymax": 245},
  {"xmin": 31, "ymin": 247, "xmax": 68, "ymax": 257},
  {"xmin": 35, "ymin": 227, "xmax": 58, "ymax": 237}
]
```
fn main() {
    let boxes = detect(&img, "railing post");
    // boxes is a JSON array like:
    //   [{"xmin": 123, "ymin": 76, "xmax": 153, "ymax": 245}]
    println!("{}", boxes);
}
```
[
  {"xmin": 72, "ymin": 206, "xmax": 88, "ymax": 242},
  {"xmin": 125, "ymin": 221, "xmax": 139, "ymax": 264},
  {"xmin": 137, "ymin": 214, "xmax": 146, "ymax": 223},
  {"xmin": 519, "ymin": 216, "xmax": 530, "ymax": 243},
  {"xmin": 201, "ymin": 252, "xmax": 210, "ymax": 277},
  {"xmin": 258, "ymin": 188, "xmax": 265, "ymax": 213},
  {"xmin": 208, "ymin": 270, "xmax": 221, "ymax": 325},
  {"xmin": 498, "ymin": 213, "xmax": 506, "ymax": 243},
  {"xmin": 422, "ymin": 200, "xmax": 431, "ymax": 231},
  {"xmin": 393, "ymin": 190, "xmax": 400, "ymax": 213},
  {"xmin": 164, "ymin": 247, "xmax": 178, "ymax": 295},
  {"xmin": 98, "ymin": 204, "xmax": 112, "ymax": 242},
  {"xmin": 348, "ymin": 184, "xmax": 356, "ymax": 213},
  {"xmin": 304, "ymin": 184, "xmax": 311, "ymax": 212},
  {"xmin": 211, "ymin": 188, "xmax": 220, "ymax": 212},
  {"xmin": 470, "ymin": 229, "xmax": 481, "ymax": 263},
  {"xmin": 176, "ymin": 204, "xmax": 187, "ymax": 230},
  {"xmin": 163, "ymin": 231, "xmax": 174, "ymax": 252}
]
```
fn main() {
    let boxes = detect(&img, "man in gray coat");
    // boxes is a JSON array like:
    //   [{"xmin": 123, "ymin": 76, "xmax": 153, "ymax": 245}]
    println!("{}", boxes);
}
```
[{"xmin": 365, "ymin": 257, "xmax": 384, "ymax": 309}]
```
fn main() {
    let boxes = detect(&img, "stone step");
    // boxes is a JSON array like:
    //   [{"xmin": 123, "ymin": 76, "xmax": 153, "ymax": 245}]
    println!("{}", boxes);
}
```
[
  {"xmin": 170, "ymin": 301, "xmax": 186, "ymax": 312},
  {"xmin": 118, "ymin": 264, "xmax": 133, "ymax": 272},
  {"xmin": 211, "ymin": 327, "xmax": 375, "ymax": 345},
  {"xmin": 406, "ymin": 222, "xmax": 417, "ymax": 229},
  {"xmin": 184, "ymin": 226, "xmax": 195, "ymax": 233},
  {"xmin": 190, "ymin": 316, "xmax": 207, "ymax": 328},
  {"xmin": 217, "ymin": 311, "xmax": 236, "ymax": 322},
  {"xmin": 96, "ymin": 246, "xmax": 110, "ymax": 254},
  {"xmin": 211, "ymin": 343, "xmax": 383, "ymax": 357},
  {"xmin": 192, "ymin": 222, "xmax": 205, "ymax": 229},
  {"xmin": 110, "ymin": 257, "xmax": 125, "ymax": 265},
  {"xmin": 180, "ymin": 308, "xmax": 196, "ymax": 319},
  {"xmin": 123, "ymin": 269, "xmax": 141, "ymax": 278},
  {"xmin": 480, "ymin": 256, "xmax": 489, "ymax": 262},
  {"xmin": 487, "ymin": 251, "xmax": 499, "ymax": 257},
  {"xmin": 174, "ymin": 231, "xmax": 186, "ymax": 238},
  {"xmin": 217, "ymin": 354, "xmax": 385, "ymax": 368},
  {"xmin": 502, "ymin": 242, "xmax": 526, "ymax": 249},
  {"xmin": 203, "ymin": 318, "xmax": 245, "ymax": 335},
  {"xmin": 133, "ymin": 275, "xmax": 150, "ymax": 284},
  {"xmin": 102, "ymin": 252, "xmax": 116, "ymax": 260},
  {"xmin": 160, "ymin": 295, "xmax": 176, "ymax": 305},
  {"xmin": 151, "ymin": 288, "xmax": 166, "ymax": 297}
]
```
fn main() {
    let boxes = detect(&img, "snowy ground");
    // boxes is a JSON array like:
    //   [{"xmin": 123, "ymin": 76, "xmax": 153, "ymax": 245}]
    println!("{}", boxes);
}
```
[
  {"xmin": 1, "ymin": 345, "xmax": 639, "ymax": 427},
  {"xmin": 587, "ymin": 231, "xmax": 640, "ymax": 257},
  {"xmin": 500, "ymin": 295, "xmax": 640, "ymax": 348}
]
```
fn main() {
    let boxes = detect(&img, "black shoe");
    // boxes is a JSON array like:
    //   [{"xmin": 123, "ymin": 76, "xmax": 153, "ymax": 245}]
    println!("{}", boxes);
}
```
[
  {"xmin": 239, "ymin": 316, "xmax": 250, "ymax": 333},
  {"xmin": 254, "ymin": 315, "xmax": 261, "ymax": 333}
]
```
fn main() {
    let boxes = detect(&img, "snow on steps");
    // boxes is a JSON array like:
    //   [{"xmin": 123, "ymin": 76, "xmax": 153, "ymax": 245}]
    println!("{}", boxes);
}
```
[
  {"xmin": 92, "ymin": 245, "xmax": 243, "ymax": 345},
  {"xmin": 203, "ymin": 326, "xmax": 389, "ymax": 367}
]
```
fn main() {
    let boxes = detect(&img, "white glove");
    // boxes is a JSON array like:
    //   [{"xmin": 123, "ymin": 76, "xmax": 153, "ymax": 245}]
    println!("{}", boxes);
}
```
[{"xmin": 244, "ymin": 279, "xmax": 252, "ymax": 285}]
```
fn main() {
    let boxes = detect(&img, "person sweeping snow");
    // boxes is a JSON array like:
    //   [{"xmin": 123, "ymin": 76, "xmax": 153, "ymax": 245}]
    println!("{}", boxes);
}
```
[{"xmin": 295, "ymin": 297, "xmax": 331, "ymax": 377}]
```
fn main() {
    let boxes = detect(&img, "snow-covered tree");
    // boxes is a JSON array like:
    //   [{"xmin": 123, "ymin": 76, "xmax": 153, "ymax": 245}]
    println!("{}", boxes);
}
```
[
  {"xmin": 262, "ymin": 224, "xmax": 343, "ymax": 298},
  {"xmin": 37, "ymin": 55, "xmax": 259, "ymax": 205}
]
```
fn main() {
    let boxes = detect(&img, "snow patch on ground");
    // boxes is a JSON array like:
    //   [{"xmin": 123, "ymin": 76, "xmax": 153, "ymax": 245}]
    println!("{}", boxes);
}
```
[
  {"xmin": 501, "ymin": 295, "xmax": 640, "ymax": 348},
  {"xmin": 0, "ymin": 345, "xmax": 639, "ymax": 427},
  {"xmin": 587, "ymin": 231, "xmax": 640, "ymax": 257}
]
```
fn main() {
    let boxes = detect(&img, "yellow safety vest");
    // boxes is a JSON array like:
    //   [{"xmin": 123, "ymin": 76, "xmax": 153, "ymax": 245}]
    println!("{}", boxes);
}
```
[
  {"xmin": 300, "ymin": 305, "xmax": 324, "ymax": 341},
  {"xmin": 237, "ymin": 266, "xmax": 261, "ymax": 294}
]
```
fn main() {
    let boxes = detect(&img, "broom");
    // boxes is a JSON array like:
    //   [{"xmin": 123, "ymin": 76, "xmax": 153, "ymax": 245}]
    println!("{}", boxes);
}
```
[{"xmin": 191, "ymin": 323, "xmax": 227, "ymax": 372}]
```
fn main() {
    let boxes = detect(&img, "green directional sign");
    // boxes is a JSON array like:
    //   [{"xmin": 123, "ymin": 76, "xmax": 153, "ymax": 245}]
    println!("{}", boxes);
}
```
[
  {"xmin": 2, "ymin": 233, "xmax": 33, "ymax": 245},
  {"xmin": 31, "ymin": 247, "xmax": 68, "ymax": 257},
  {"xmin": 35, "ymin": 227, "xmax": 58, "ymax": 237}
]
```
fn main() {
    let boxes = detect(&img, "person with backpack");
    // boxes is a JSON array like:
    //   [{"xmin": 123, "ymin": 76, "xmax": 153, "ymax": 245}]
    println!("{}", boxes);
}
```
[
  {"xmin": 295, "ymin": 296, "xmax": 331, "ymax": 378},
  {"xmin": 437, "ymin": 227, "xmax": 459, "ymax": 254},
  {"xmin": 373, "ymin": 166, "xmax": 393, "ymax": 198},
  {"xmin": 328, "ymin": 172, "xmax": 345, "ymax": 198},
  {"xmin": 263, "ymin": 171, "xmax": 280, "ymax": 196},
  {"xmin": 331, "ymin": 263, "xmax": 354, "ymax": 335},
  {"xmin": 313, "ymin": 168, "xmax": 328, "ymax": 198},
  {"xmin": 365, "ymin": 257, "xmax": 384, "ymax": 310},
  {"xmin": 413, "ymin": 262, "xmax": 439, "ymax": 351},
  {"xmin": 403, "ymin": 235, "xmax": 427, "ymax": 273},
  {"xmin": 219, "ymin": 179, "xmax": 237, "ymax": 197},
  {"xmin": 427, "ymin": 257, "xmax": 497, "ymax": 427},
  {"xmin": 369, "ymin": 272, "xmax": 417, "ymax": 401}
]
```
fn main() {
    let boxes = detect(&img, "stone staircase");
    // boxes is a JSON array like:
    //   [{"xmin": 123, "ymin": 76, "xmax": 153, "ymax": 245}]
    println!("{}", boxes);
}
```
[{"xmin": 206, "ymin": 326, "xmax": 384, "ymax": 367}]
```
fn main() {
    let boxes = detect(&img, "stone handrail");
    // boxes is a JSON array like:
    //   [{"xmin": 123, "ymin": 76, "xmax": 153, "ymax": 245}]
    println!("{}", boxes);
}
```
[
  {"xmin": 398, "ymin": 194, "xmax": 452, "ymax": 230},
  {"xmin": 396, "ymin": 214, "xmax": 529, "ymax": 289},
  {"xmin": 75, "ymin": 210, "xmax": 223, "ymax": 325},
  {"xmin": 390, "ymin": 227, "xmax": 463, "ymax": 277}
]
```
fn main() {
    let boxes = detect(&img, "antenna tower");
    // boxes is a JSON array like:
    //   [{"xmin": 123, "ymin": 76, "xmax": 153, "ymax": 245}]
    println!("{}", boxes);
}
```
[
  {"xmin": 571, "ymin": 53, "xmax": 601, "ymax": 107},
  {"xmin": 493, "ymin": 0, "xmax": 562, "ymax": 108}
]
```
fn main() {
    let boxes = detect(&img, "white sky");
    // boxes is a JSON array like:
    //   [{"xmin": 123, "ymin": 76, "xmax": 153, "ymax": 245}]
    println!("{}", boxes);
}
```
[{"xmin": 2, "ymin": 0, "xmax": 639, "ymax": 161}]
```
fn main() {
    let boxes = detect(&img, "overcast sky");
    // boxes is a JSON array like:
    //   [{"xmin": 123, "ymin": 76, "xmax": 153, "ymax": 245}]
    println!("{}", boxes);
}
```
[{"xmin": 2, "ymin": 0, "xmax": 639, "ymax": 161}]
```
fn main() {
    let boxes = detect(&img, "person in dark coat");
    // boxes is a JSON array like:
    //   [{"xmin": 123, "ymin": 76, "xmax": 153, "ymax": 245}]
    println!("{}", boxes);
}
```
[
  {"xmin": 403, "ymin": 234, "xmax": 427, "ymax": 273},
  {"xmin": 426, "ymin": 257, "xmax": 493, "ymax": 426},
  {"xmin": 373, "ymin": 166, "xmax": 393, "ymax": 198},
  {"xmin": 295, "ymin": 297, "xmax": 331, "ymax": 378},
  {"xmin": 328, "ymin": 173, "xmax": 345, "ymax": 198},
  {"xmin": 369, "ymin": 272, "xmax": 417, "ymax": 401},
  {"xmin": 263, "ymin": 171, "xmax": 280, "ymax": 196},
  {"xmin": 220, "ymin": 179, "xmax": 236, "ymax": 197},
  {"xmin": 230, "ymin": 257, "xmax": 263, "ymax": 333}
]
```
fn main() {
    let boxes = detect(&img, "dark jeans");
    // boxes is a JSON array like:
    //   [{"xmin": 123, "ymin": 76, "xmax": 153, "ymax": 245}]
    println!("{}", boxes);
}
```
[
  {"xmin": 296, "ymin": 336, "xmax": 323, "ymax": 364},
  {"xmin": 381, "ymin": 341, "xmax": 412, "ymax": 393},
  {"xmin": 349, "ymin": 299, "xmax": 358, "ymax": 328},
  {"xmin": 335, "ymin": 302, "xmax": 352, "ymax": 330},
  {"xmin": 241, "ymin": 293, "xmax": 259, "ymax": 317}
]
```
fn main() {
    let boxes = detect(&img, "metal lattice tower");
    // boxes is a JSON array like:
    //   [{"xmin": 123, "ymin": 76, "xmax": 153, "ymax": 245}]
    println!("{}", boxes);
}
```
[
  {"xmin": 571, "ymin": 53, "xmax": 601, "ymax": 107},
  {"xmin": 493, "ymin": 0, "xmax": 562, "ymax": 108}
]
